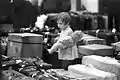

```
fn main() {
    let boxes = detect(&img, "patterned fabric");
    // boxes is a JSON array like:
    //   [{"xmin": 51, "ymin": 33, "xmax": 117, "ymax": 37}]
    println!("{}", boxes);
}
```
[{"xmin": 2, "ymin": 70, "xmax": 35, "ymax": 80}]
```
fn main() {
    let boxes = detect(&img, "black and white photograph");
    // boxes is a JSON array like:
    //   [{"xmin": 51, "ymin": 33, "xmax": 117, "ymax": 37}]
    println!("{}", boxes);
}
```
[{"xmin": 0, "ymin": 0, "xmax": 120, "ymax": 80}]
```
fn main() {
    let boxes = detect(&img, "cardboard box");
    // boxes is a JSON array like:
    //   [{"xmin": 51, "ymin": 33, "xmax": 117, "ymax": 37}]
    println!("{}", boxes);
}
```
[{"xmin": 7, "ymin": 33, "xmax": 43, "ymax": 58}]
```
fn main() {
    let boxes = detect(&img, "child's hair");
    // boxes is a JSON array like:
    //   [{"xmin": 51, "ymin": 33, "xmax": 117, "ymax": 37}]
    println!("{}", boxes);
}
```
[{"xmin": 57, "ymin": 12, "xmax": 71, "ymax": 25}]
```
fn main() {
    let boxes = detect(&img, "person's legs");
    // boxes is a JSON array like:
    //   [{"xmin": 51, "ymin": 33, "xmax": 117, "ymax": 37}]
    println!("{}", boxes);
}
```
[
  {"xmin": 108, "ymin": 13, "xmax": 113, "ymax": 30},
  {"xmin": 115, "ymin": 14, "xmax": 120, "ymax": 32}
]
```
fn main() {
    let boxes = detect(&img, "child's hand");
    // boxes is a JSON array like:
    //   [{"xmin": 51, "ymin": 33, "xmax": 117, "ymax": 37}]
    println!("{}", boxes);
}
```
[{"xmin": 48, "ymin": 49, "xmax": 53, "ymax": 54}]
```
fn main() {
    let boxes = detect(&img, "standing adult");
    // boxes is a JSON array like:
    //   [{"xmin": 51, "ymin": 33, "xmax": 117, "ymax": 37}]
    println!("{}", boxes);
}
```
[
  {"xmin": 12, "ymin": 0, "xmax": 39, "ymax": 29},
  {"xmin": 105, "ymin": 0, "xmax": 120, "ymax": 31}
]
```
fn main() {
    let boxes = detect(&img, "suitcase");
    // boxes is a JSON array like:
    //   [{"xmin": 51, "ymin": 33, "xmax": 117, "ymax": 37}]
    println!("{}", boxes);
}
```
[
  {"xmin": 78, "ymin": 44, "xmax": 113, "ymax": 56},
  {"xmin": 70, "ymin": 12, "xmax": 84, "ymax": 31},
  {"xmin": 97, "ymin": 15, "xmax": 105, "ymax": 29},
  {"xmin": 2, "ymin": 70, "xmax": 35, "ymax": 80},
  {"xmin": 82, "ymin": 55, "xmax": 120, "ymax": 80},
  {"xmin": 7, "ymin": 33, "xmax": 43, "ymax": 58},
  {"xmin": 83, "ymin": 29, "xmax": 109, "ymax": 37},
  {"xmin": 82, "ymin": 14, "xmax": 104, "ymax": 30},
  {"xmin": 83, "ymin": 16, "xmax": 93, "ymax": 30},
  {"xmin": 115, "ymin": 32, "xmax": 120, "ymax": 41},
  {"xmin": 68, "ymin": 64, "xmax": 117, "ymax": 80},
  {"xmin": 77, "ymin": 34, "xmax": 106, "ymax": 45},
  {"xmin": 111, "ymin": 41, "xmax": 120, "ymax": 52},
  {"xmin": 47, "ymin": 69, "xmax": 96, "ymax": 80},
  {"xmin": 83, "ymin": 30, "xmax": 98, "ymax": 37},
  {"xmin": 97, "ymin": 31, "xmax": 116, "ymax": 45},
  {"xmin": 84, "ymin": 30, "xmax": 116, "ymax": 45}
]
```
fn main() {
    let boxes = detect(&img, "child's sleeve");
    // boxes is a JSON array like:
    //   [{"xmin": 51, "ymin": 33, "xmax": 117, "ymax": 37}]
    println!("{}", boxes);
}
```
[
  {"xmin": 49, "ymin": 36, "xmax": 75, "ymax": 53},
  {"xmin": 49, "ymin": 42, "xmax": 66, "ymax": 54}
]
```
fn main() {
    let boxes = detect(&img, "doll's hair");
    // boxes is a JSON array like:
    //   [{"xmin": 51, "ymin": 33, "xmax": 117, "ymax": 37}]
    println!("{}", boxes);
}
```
[{"xmin": 71, "ymin": 30, "xmax": 84, "ymax": 43}]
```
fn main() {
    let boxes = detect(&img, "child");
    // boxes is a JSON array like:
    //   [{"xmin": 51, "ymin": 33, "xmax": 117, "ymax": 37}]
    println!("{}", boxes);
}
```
[
  {"xmin": 49, "ymin": 30, "xmax": 84, "ymax": 54},
  {"xmin": 48, "ymin": 12, "xmax": 83, "ymax": 70}
]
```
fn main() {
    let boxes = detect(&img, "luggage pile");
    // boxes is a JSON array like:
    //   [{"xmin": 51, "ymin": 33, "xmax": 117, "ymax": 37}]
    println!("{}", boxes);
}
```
[
  {"xmin": 1, "ymin": 55, "xmax": 59, "ymax": 80},
  {"xmin": 65, "ymin": 54, "xmax": 120, "ymax": 80},
  {"xmin": 66, "ymin": 29, "xmax": 120, "ymax": 80},
  {"xmin": 1, "ymin": 55, "xmax": 96, "ymax": 80},
  {"xmin": 69, "ymin": 12, "xmax": 106, "ymax": 31},
  {"xmin": 68, "ymin": 64, "xmax": 117, "ymax": 80},
  {"xmin": 77, "ymin": 34, "xmax": 106, "ymax": 45},
  {"xmin": 1, "ymin": 12, "xmax": 120, "ymax": 80},
  {"xmin": 82, "ymin": 55, "xmax": 120, "ymax": 80},
  {"xmin": 2, "ymin": 56, "xmax": 120, "ymax": 80},
  {"xmin": 77, "ymin": 32, "xmax": 114, "ymax": 57},
  {"xmin": 83, "ymin": 29, "xmax": 120, "ymax": 45}
]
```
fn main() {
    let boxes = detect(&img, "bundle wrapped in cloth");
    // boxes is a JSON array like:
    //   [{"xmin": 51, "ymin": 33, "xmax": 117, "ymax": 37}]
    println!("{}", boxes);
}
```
[
  {"xmin": 49, "ymin": 30, "xmax": 84, "ymax": 53},
  {"xmin": 47, "ymin": 69, "xmax": 96, "ymax": 80},
  {"xmin": 68, "ymin": 64, "xmax": 117, "ymax": 80},
  {"xmin": 82, "ymin": 55, "xmax": 120, "ymax": 80}
]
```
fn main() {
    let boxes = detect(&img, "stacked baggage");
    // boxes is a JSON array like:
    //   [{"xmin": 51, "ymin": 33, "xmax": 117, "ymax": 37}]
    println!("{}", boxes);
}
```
[
  {"xmin": 82, "ymin": 14, "xmax": 98, "ymax": 30},
  {"xmin": 111, "ymin": 41, "xmax": 120, "ymax": 59},
  {"xmin": 79, "ymin": 13, "xmax": 106, "ymax": 30},
  {"xmin": 62, "ymin": 11, "xmax": 107, "ymax": 31},
  {"xmin": 1, "ymin": 55, "xmax": 56, "ymax": 80},
  {"xmin": 47, "ymin": 69, "xmax": 96, "ymax": 80},
  {"xmin": 77, "ymin": 34, "xmax": 106, "ymax": 45},
  {"xmin": 82, "ymin": 55, "xmax": 120, "ymax": 80},
  {"xmin": 78, "ymin": 44, "xmax": 113, "ymax": 56},
  {"xmin": 111, "ymin": 41, "xmax": 120, "ymax": 52},
  {"xmin": 68, "ymin": 64, "xmax": 117, "ymax": 80},
  {"xmin": 83, "ymin": 30, "xmax": 117, "ymax": 45},
  {"xmin": 69, "ymin": 12, "xmax": 84, "ymax": 31}
]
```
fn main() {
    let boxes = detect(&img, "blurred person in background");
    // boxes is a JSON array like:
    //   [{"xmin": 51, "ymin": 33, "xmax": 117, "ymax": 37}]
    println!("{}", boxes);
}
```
[
  {"xmin": 11, "ymin": 0, "xmax": 39, "ymax": 29},
  {"xmin": 103, "ymin": 0, "xmax": 120, "ymax": 31}
]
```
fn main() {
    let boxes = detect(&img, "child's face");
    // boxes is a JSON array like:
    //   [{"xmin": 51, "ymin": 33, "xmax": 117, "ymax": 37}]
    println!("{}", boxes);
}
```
[{"xmin": 57, "ymin": 20, "xmax": 66, "ymax": 30}]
